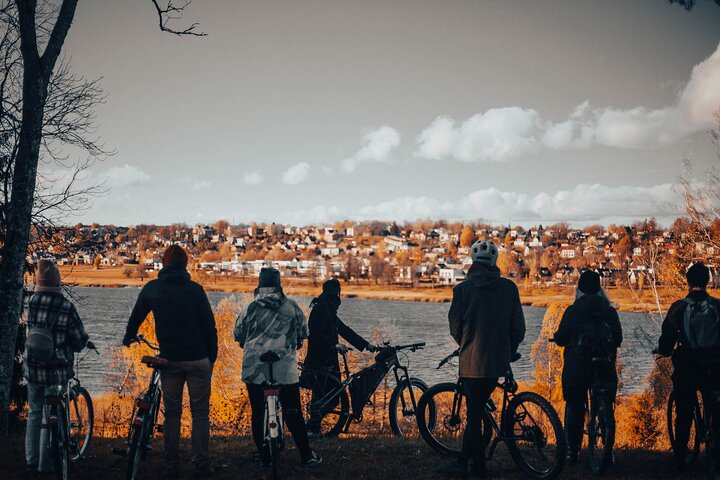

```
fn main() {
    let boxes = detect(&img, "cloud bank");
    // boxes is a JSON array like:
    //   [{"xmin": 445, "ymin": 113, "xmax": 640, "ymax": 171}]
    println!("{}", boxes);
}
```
[
  {"xmin": 282, "ymin": 162, "xmax": 311, "ymax": 185},
  {"xmin": 243, "ymin": 172, "xmax": 263, "ymax": 185},
  {"xmin": 415, "ymin": 42, "xmax": 720, "ymax": 162},
  {"xmin": 104, "ymin": 164, "xmax": 151, "ymax": 187},
  {"xmin": 342, "ymin": 126, "xmax": 400, "ymax": 172}
]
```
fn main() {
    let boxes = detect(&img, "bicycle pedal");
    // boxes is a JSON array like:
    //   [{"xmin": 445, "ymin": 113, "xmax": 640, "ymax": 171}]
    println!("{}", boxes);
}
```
[
  {"xmin": 112, "ymin": 447, "xmax": 127, "ymax": 457},
  {"xmin": 156, "ymin": 424, "xmax": 164, "ymax": 433}
]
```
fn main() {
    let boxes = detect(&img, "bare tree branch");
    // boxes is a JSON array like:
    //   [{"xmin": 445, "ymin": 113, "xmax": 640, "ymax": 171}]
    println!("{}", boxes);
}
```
[{"xmin": 151, "ymin": 0, "xmax": 206, "ymax": 37}]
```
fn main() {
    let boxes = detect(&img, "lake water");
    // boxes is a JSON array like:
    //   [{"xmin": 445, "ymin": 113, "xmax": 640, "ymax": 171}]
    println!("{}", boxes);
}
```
[{"xmin": 67, "ymin": 287, "xmax": 662, "ymax": 397}]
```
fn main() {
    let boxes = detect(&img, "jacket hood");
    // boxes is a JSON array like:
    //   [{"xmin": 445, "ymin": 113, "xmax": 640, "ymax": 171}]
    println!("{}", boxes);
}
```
[
  {"xmin": 158, "ymin": 265, "xmax": 191, "ymax": 283},
  {"xmin": 255, "ymin": 287, "xmax": 286, "ymax": 310},
  {"xmin": 467, "ymin": 262, "xmax": 502, "ymax": 289},
  {"xmin": 573, "ymin": 292, "xmax": 611, "ymax": 316}
]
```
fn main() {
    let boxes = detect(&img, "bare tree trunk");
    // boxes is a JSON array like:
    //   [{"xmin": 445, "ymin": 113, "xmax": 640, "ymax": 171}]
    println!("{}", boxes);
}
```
[{"xmin": 0, "ymin": 0, "xmax": 78, "ymax": 435}]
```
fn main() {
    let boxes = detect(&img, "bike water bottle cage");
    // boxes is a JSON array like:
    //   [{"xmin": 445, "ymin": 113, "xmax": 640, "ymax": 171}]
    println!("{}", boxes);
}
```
[{"xmin": 141, "ymin": 356, "xmax": 170, "ymax": 369}]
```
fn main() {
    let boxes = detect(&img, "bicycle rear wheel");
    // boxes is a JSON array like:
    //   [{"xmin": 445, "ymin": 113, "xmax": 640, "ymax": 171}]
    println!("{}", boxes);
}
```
[
  {"xmin": 51, "ymin": 407, "xmax": 70, "ymax": 480},
  {"xmin": 69, "ymin": 386, "xmax": 93, "ymax": 460},
  {"xmin": 667, "ymin": 390, "xmax": 701, "ymax": 466},
  {"xmin": 417, "ymin": 382, "xmax": 491, "ymax": 457},
  {"xmin": 587, "ymin": 393, "xmax": 614, "ymax": 474},
  {"xmin": 389, "ymin": 377, "xmax": 432, "ymax": 437},
  {"xmin": 503, "ymin": 391, "xmax": 566, "ymax": 480},
  {"xmin": 270, "ymin": 436, "xmax": 279, "ymax": 480},
  {"xmin": 299, "ymin": 370, "xmax": 349, "ymax": 436},
  {"xmin": 126, "ymin": 418, "xmax": 147, "ymax": 480}
]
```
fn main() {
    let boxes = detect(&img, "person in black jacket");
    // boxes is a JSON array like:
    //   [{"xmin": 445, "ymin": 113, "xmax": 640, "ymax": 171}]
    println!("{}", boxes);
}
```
[
  {"xmin": 440, "ymin": 239, "xmax": 525, "ymax": 478},
  {"xmin": 123, "ymin": 245, "xmax": 217, "ymax": 478},
  {"xmin": 658, "ymin": 262, "xmax": 720, "ymax": 470},
  {"xmin": 553, "ymin": 270, "xmax": 622, "ymax": 466},
  {"xmin": 303, "ymin": 279, "xmax": 376, "ymax": 435}
]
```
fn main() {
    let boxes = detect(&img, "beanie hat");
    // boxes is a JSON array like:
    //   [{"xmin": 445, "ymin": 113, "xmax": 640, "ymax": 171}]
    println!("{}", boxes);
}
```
[
  {"xmin": 258, "ymin": 267, "xmax": 281, "ymax": 289},
  {"xmin": 578, "ymin": 270, "xmax": 601, "ymax": 295},
  {"xmin": 322, "ymin": 278, "xmax": 341, "ymax": 296},
  {"xmin": 687, "ymin": 262, "xmax": 710, "ymax": 288},
  {"xmin": 162, "ymin": 245, "xmax": 188, "ymax": 268},
  {"xmin": 35, "ymin": 259, "xmax": 62, "ymax": 292}
]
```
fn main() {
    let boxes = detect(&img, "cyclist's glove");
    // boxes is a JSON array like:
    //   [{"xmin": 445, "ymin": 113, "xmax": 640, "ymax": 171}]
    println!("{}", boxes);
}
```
[{"xmin": 366, "ymin": 343, "xmax": 378, "ymax": 352}]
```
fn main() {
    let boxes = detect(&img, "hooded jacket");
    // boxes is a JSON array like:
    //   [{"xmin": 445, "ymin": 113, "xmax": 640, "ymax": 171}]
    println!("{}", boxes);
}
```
[
  {"xmin": 554, "ymin": 293, "xmax": 622, "ymax": 399},
  {"xmin": 124, "ymin": 265, "xmax": 217, "ymax": 362},
  {"xmin": 304, "ymin": 294, "xmax": 369, "ymax": 372},
  {"xmin": 234, "ymin": 288, "xmax": 308, "ymax": 385},
  {"xmin": 448, "ymin": 263, "xmax": 526, "ymax": 378}
]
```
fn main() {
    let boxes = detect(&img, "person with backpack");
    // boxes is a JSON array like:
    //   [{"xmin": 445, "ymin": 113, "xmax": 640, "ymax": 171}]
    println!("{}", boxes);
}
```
[
  {"xmin": 553, "ymin": 270, "xmax": 622, "ymax": 467},
  {"xmin": 24, "ymin": 259, "xmax": 90, "ymax": 474},
  {"xmin": 234, "ymin": 267, "xmax": 322, "ymax": 467},
  {"xmin": 303, "ymin": 278, "xmax": 377, "ymax": 436},
  {"xmin": 658, "ymin": 262, "xmax": 720, "ymax": 469},
  {"xmin": 122, "ymin": 245, "xmax": 217, "ymax": 478},
  {"xmin": 441, "ymin": 239, "xmax": 526, "ymax": 478}
]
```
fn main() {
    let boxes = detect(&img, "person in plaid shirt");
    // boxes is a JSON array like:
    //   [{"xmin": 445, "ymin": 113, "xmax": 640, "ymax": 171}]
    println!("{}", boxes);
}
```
[{"xmin": 23, "ymin": 259, "xmax": 89, "ymax": 473}]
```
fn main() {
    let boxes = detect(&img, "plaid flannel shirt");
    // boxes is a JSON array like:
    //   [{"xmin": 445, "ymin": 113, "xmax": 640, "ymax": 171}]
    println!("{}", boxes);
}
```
[{"xmin": 23, "ymin": 292, "xmax": 89, "ymax": 386}]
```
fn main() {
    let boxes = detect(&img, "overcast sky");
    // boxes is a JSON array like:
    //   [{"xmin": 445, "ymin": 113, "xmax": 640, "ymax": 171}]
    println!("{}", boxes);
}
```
[{"xmin": 53, "ymin": 0, "xmax": 720, "ymax": 227}]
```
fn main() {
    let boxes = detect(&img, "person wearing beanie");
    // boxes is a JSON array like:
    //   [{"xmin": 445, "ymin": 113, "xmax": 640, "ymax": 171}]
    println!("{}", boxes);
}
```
[
  {"xmin": 440, "ymin": 240, "xmax": 525, "ymax": 478},
  {"xmin": 24, "ymin": 259, "xmax": 90, "ymax": 474},
  {"xmin": 658, "ymin": 261, "xmax": 720, "ymax": 470},
  {"xmin": 123, "ymin": 245, "xmax": 217, "ymax": 478},
  {"xmin": 234, "ymin": 268, "xmax": 322, "ymax": 467},
  {"xmin": 553, "ymin": 270, "xmax": 622, "ymax": 467},
  {"xmin": 303, "ymin": 278, "xmax": 377, "ymax": 436}
]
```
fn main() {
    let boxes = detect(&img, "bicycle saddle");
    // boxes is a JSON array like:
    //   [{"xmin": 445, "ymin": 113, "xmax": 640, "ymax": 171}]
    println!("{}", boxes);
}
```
[
  {"xmin": 260, "ymin": 351, "xmax": 281, "ymax": 364},
  {"xmin": 141, "ymin": 356, "xmax": 170, "ymax": 369}
]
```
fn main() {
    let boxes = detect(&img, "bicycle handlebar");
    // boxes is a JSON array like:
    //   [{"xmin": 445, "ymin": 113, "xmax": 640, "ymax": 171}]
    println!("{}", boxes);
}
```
[
  {"xmin": 394, "ymin": 342, "xmax": 425, "ymax": 352},
  {"xmin": 130, "ymin": 335, "xmax": 160, "ymax": 352},
  {"xmin": 437, "ymin": 350, "xmax": 460, "ymax": 369}
]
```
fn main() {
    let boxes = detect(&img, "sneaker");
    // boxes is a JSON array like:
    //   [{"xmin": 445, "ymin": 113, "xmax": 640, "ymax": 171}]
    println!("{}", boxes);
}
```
[{"xmin": 301, "ymin": 451, "xmax": 323, "ymax": 467}]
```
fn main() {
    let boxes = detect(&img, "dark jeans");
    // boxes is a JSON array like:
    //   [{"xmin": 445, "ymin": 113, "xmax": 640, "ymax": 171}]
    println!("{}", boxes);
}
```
[
  {"xmin": 462, "ymin": 377, "xmax": 498, "ymax": 472},
  {"xmin": 673, "ymin": 366, "xmax": 720, "ymax": 465},
  {"xmin": 304, "ymin": 368, "xmax": 340, "ymax": 432},
  {"xmin": 160, "ymin": 358, "xmax": 213, "ymax": 468},
  {"xmin": 564, "ymin": 385, "xmax": 616, "ymax": 457},
  {"xmin": 246, "ymin": 383, "xmax": 313, "ymax": 463}
]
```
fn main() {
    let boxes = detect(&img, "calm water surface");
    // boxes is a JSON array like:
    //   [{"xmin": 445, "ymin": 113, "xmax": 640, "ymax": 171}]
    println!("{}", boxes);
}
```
[{"xmin": 69, "ymin": 287, "xmax": 661, "ymax": 397}]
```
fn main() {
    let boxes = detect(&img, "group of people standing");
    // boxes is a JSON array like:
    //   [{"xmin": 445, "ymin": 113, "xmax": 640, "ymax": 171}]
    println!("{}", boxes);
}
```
[{"xmin": 19, "ymin": 240, "xmax": 720, "ymax": 479}]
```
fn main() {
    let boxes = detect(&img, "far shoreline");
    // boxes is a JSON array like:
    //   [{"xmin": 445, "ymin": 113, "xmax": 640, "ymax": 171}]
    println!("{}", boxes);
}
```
[{"xmin": 52, "ymin": 265, "xmax": 685, "ymax": 314}]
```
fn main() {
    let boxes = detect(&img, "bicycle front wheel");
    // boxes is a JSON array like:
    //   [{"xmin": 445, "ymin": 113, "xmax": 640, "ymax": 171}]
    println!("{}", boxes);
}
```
[
  {"xmin": 69, "ymin": 386, "xmax": 94, "ymax": 460},
  {"xmin": 667, "ymin": 390, "xmax": 701, "ymax": 466},
  {"xmin": 389, "ymin": 377, "xmax": 432, "ymax": 437},
  {"xmin": 503, "ymin": 391, "xmax": 566, "ymax": 480},
  {"xmin": 299, "ymin": 370, "xmax": 349, "ymax": 437},
  {"xmin": 587, "ymin": 393, "xmax": 615, "ymax": 474},
  {"xmin": 51, "ymin": 407, "xmax": 70, "ymax": 480}
]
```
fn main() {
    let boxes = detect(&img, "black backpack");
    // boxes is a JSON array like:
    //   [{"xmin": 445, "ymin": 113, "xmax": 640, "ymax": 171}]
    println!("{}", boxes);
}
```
[
  {"xmin": 682, "ymin": 297, "xmax": 720, "ymax": 350},
  {"xmin": 574, "ymin": 311, "xmax": 615, "ymax": 361}
]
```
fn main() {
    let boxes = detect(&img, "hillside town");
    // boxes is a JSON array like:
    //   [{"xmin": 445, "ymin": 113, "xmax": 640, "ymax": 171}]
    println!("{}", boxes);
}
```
[{"xmin": 30, "ymin": 218, "xmax": 719, "ymax": 289}]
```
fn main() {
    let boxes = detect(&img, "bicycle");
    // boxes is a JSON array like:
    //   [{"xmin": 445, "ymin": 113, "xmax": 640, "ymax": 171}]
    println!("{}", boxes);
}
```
[
  {"xmin": 549, "ymin": 338, "xmax": 615, "ymax": 474},
  {"xmin": 416, "ymin": 350, "xmax": 566, "ymax": 480},
  {"xmin": 122, "ymin": 335, "xmax": 168, "ymax": 480},
  {"xmin": 299, "ymin": 341, "xmax": 434, "ymax": 437},
  {"xmin": 45, "ymin": 341, "xmax": 98, "ymax": 480},
  {"xmin": 259, "ymin": 350, "xmax": 286, "ymax": 480}
]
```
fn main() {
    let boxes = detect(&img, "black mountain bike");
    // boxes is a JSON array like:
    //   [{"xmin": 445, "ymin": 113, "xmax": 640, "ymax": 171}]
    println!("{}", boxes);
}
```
[
  {"xmin": 549, "ymin": 338, "xmax": 615, "ymax": 475},
  {"xmin": 45, "ymin": 341, "xmax": 98, "ymax": 480},
  {"xmin": 123, "ymin": 335, "xmax": 167, "ymax": 480},
  {"xmin": 416, "ymin": 350, "xmax": 566, "ymax": 480},
  {"xmin": 299, "ymin": 342, "xmax": 434, "ymax": 437}
]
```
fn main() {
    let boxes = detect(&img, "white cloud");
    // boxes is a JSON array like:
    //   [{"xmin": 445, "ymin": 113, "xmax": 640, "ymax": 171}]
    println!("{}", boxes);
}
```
[
  {"xmin": 282, "ymin": 162, "xmax": 311, "ymax": 185},
  {"xmin": 416, "ymin": 107, "xmax": 540, "ymax": 162},
  {"xmin": 416, "ymin": 42, "xmax": 720, "ymax": 158},
  {"xmin": 191, "ymin": 180, "xmax": 212, "ymax": 190},
  {"xmin": 103, "ymin": 164, "xmax": 150, "ymax": 187},
  {"xmin": 243, "ymin": 172, "xmax": 264, "ymax": 185},
  {"xmin": 357, "ymin": 183, "xmax": 677, "ymax": 224},
  {"xmin": 342, "ymin": 126, "xmax": 400, "ymax": 172}
]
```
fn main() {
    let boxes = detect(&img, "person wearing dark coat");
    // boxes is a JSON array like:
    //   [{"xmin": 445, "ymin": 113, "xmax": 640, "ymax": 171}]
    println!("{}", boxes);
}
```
[
  {"xmin": 553, "ymin": 270, "xmax": 622, "ymax": 466},
  {"xmin": 303, "ymin": 279, "xmax": 376, "ymax": 434},
  {"xmin": 657, "ymin": 262, "xmax": 720, "ymax": 469},
  {"xmin": 440, "ymin": 239, "xmax": 526, "ymax": 478}
]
